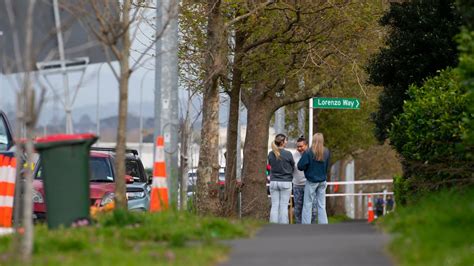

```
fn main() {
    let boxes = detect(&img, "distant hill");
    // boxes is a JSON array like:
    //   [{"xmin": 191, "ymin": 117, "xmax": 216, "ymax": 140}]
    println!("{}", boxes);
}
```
[{"xmin": 3, "ymin": 93, "xmax": 249, "ymax": 140}]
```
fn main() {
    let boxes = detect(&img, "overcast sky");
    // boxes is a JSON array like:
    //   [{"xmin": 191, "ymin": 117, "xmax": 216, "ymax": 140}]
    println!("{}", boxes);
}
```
[
  {"xmin": 0, "ymin": 2, "xmax": 158, "ymax": 115},
  {"xmin": 1, "ymin": 61, "xmax": 154, "ymax": 106}
]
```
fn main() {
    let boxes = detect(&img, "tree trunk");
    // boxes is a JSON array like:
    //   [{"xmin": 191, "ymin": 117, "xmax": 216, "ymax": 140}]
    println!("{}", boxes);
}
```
[
  {"xmin": 114, "ymin": 68, "xmax": 130, "ymax": 210},
  {"xmin": 17, "ymin": 87, "xmax": 36, "ymax": 262},
  {"xmin": 179, "ymin": 115, "xmax": 190, "ymax": 210},
  {"xmin": 223, "ymin": 30, "xmax": 245, "ymax": 217},
  {"xmin": 241, "ymin": 99, "xmax": 274, "ymax": 220},
  {"xmin": 196, "ymin": 0, "xmax": 224, "ymax": 216},
  {"xmin": 114, "ymin": 1, "xmax": 131, "ymax": 210},
  {"xmin": 196, "ymin": 82, "xmax": 221, "ymax": 215}
]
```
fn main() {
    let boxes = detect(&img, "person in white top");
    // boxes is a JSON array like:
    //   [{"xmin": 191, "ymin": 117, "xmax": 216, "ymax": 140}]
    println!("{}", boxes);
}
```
[{"xmin": 292, "ymin": 136, "xmax": 317, "ymax": 224}]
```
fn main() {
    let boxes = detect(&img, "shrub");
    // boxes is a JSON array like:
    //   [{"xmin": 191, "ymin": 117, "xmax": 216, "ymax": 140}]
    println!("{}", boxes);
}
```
[
  {"xmin": 391, "ymin": 69, "xmax": 467, "ymax": 162},
  {"xmin": 390, "ymin": 69, "xmax": 473, "ymax": 201},
  {"xmin": 457, "ymin": 29, "xmax": 474, "ymax": 148}
]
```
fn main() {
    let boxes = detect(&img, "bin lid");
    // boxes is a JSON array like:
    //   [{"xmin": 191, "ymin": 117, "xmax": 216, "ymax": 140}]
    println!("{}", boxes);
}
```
[{"xmin": 36, "ymin": 133, "xmax": 97, "ymax": 144}]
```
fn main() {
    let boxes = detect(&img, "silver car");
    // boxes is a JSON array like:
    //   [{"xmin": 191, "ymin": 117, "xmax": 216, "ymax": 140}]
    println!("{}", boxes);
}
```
[{"xmin": 91, "ymin": 147, "xmax": 151, "ymax": 212}]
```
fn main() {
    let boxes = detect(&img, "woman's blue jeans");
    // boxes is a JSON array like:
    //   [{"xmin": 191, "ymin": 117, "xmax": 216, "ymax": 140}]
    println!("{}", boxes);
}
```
[
  {"xmin": 302, "ymin": 181, "xmax": 328, "ymax": 224},
  {"xmin": 293, "ymin": 185, "xmax": 317, "ymax": 224},
  {"xmin": 269, "ymin": 181, "xmax": 292, "ymax": 224}
]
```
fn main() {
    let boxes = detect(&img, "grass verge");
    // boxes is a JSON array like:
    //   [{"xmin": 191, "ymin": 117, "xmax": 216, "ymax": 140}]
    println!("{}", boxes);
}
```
[
  {"xmin": 328, "ymin": 215, "xmax": 351, "ymax": 224},
  {"xmin": 0, "ymin": 210, "xmax": 261, "ymax": 266},
  {"xmin": 379, "ymin": 186, "xmax": 474, "ymax": 266}
]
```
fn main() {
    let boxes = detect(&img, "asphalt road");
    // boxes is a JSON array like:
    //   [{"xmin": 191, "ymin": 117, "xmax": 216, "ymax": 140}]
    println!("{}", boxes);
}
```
[{"xmin": 221, "ymin": 222, "xmax": 393, "ymax": 266}]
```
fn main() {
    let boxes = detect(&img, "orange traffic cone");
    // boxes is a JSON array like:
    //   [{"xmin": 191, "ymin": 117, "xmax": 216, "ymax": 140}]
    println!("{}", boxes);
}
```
[
  {"xmin": 367, "ymin": 195, "xmax": 374, "ymax": 223},
  {"xmin": 149, "ymin": 136, "xmax": 169, "ymax": 212},
  {"xmin": 0, "ymin": 155, "xmax": 16, "ymax": 235}
]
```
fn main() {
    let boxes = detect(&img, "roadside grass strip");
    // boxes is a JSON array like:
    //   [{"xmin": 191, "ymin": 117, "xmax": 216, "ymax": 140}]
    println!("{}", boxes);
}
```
[
  {"xmin": 380, "ymin": 186, "xmax": 474, "ymax": 266},
  {"xmin": 0, "ymin": 210, "xmax": 261, "ymax": 266},
  {"xmin": 328, "ymin": 215, "xmax": 351, "ymax": 224}
]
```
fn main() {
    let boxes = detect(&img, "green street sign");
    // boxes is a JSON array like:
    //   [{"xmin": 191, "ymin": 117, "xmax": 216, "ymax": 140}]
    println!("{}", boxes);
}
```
[{"xmin": 313, "ymin": 97, "xmax": 360, "ymax": 110}]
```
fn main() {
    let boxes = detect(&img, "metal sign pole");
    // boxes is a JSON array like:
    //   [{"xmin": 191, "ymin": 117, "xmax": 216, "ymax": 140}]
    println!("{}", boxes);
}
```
[{"xmin": 309, "ymin": 98, "xmax": 313, "ymax": 146}]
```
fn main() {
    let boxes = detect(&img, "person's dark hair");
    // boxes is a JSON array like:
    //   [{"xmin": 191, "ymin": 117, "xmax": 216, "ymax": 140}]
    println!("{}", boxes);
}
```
[
  {"xmin": 271, "ymin": 133, "xmax": 287, "ymax": 159},
  {"xmin": 296, "ymin": 136, "xmax": 307, "ymax": 144}
]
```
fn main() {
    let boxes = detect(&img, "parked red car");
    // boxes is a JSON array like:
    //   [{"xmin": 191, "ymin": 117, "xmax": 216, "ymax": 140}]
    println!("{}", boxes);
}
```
[{"xmin": 33, "ymin": 149, "xmax": 148, "ymax": 221}]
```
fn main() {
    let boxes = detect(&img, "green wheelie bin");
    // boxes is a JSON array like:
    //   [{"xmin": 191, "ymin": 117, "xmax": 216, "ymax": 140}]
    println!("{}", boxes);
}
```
[{"xmin": 35, "ymin": 134, "xmax": 98, "ymax": 229}]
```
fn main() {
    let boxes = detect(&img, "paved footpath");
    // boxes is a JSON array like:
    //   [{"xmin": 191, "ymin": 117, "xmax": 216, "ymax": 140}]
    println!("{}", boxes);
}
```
[{"xmin": 221, "ymin": 222, "xmax": 393, "ymax": 266}]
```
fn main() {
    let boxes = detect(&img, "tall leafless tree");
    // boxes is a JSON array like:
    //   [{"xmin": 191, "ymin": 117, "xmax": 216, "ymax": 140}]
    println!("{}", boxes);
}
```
[
  {"xmin": 3, "ymin": 0, "xmax": 48, "ymax": 261},
  {"xmin": 63, "ymin": 0, "xmax": 175, "ymax": 210}
]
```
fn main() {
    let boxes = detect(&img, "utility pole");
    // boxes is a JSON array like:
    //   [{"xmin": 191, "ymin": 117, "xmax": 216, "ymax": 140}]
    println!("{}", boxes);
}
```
[
  {"xmin": 236, "ymin": 90, "xmax": 243, "ymax": 218},
  {"xmin": 52, "ymin": 0, "xmax": 73, "ymax": 133},
  {"xmin": 298, "ymin": 77, "xmax": 305, "ymax": 137},
  {"xmin": 274, "ymin": 107, "xmax": 285, "ymax": 135},
  {"xmin": 298, "ymin": 107, "xmax": 305, "ymax": 137},
  {"xmin": 96, "ymin": 63, "xmax": 105, "ymax": 142},
  {"xmin": 309, "ymin": 99, "xmax": 313, "ymax": 146},
  {"xmin": 155, "ymin": 0, "xmax": 179, "ymax": 205}
]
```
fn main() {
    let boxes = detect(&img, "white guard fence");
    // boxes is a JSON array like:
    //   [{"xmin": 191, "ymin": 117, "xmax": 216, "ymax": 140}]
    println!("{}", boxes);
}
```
[{"xmin": 265, "ymin": 179, "xmax": 395, "ymax": 220}]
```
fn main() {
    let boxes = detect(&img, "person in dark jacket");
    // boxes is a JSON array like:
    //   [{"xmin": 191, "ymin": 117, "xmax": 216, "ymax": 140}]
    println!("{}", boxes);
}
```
[
  {"xmin": 292, "ymin": 136, "xmax": 317, "ymax": 224},
  {"xmin": 297, "ymin": 133, "xmax": 331, "ymax": 224},
  {"xmin": 268, "ymin": 133, "xmax": 294, "ymax": 224}
]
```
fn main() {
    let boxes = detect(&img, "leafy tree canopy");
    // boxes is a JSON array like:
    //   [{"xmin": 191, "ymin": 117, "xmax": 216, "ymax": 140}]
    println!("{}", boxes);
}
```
[{"xmin": 366, "ymin": 0, "xmax": 462, "ymax": 141}]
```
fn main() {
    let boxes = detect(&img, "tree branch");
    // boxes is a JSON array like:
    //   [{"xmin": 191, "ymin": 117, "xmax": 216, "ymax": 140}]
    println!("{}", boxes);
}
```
[
  {"xmin": 224, "ymin": 0, "xmax": 276, "ymax": 29},
  {"xmin": 274, "ymin": 75, "xmax": 340, "ymax": 109}
]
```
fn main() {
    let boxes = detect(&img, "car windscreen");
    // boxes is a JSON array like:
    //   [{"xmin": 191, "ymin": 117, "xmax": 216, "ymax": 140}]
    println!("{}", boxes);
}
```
[
  {"xmin": 90, "ymin": 157, "xmax": 114, "ymax": 182},
  {"xmin": 35, "ymin": 157, "xmax": 114, "ymax": 182},
  {"xmin": 0, "ymin": 116, "xmax": 9, "ymax": 151}
]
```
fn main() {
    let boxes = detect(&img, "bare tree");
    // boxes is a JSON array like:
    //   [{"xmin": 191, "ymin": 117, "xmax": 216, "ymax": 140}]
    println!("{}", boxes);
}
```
[
  {"xmin": 63, "ymin": 0, "xmax": 175, "ymax": 209},
  {"xmin": 3, "ymin": 0, "xmax": 47, "ymax": 261}
]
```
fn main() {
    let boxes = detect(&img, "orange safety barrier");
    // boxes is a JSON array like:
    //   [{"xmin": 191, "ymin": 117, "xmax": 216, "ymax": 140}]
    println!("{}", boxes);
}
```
[
  {"xmin": 0, "ymin": 155, "xmax": 16, "ymax": 229},
  {"xmin": 367, "ymin": 195, "xmax": 374, "ymax": 223},
  {"xmin": 149, "ymin": 136, "xmax": 169, "ymax": 212}
]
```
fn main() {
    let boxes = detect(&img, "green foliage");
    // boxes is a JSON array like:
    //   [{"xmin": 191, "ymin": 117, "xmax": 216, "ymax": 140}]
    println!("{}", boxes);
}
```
[
  {"xmin": 328, "ymin": 215, "xmax": 350, "ymax": 224},
  {"xmin": 178, "ymin": 0, "xmax": 207, "ymax": 93},
  {"xmin": 393, "ymin": 175, "xmax": 410, "ymax": 206},
  {"xmin": 0, "ymin": 211, "xmax": 261, "ymax": 266},
  {"xmin": 389, "ymin": 69, "xmax": 473, "ymax": 201},
  {"xmin": 456, "ymin": 29, "xmax": 474, "ymax": 147},
  {"xmin": 380, "ymin": 186, "xmax": 474, "ymax": 266},
  {"xmin": 276, "ymin": 1, "xmax": 384, "ymax": 160},
  {"xmin": 367, "ymin": 0, "xmax": 462, "ymax": 141},
  {"xmin": 457, "ymin": 0, "xmax": 474, "ymax": 29},
  {"xmin": 390, "ymin": 69, "xmax": 467, "ymax": 162},
  {"xmin": 318, "ymin": 86, "xmax": 380, "ymax": 162}
]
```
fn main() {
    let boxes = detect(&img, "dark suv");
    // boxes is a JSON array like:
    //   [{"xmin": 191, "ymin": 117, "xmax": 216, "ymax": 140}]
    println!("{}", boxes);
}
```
[{"xmin": 33, "ymin": 148, "xmax": 151, "ymax": 220}]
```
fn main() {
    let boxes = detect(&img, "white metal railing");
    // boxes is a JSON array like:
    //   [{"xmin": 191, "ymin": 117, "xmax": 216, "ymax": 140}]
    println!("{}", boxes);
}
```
[
  {"xmin": 326, "ymin": 192, "xmax": 394, "ymax": 197},
  {"xmin": 325, "ymin": 179, "xmax": 395, "ymax": 216},
  {"xmin": 325, "ymin": 179, "xmax": 393, "ymax": 197},
  {"xmin": 263, "ymin": 179, "xmax": 395, "ymax": 220},
  {"xmin": 266, "ymin": 179, "xmax": 394, "ymax": 196},
  {"xmin": 326, "ymin": 179, "xmax": 393, "ymax": 186}
]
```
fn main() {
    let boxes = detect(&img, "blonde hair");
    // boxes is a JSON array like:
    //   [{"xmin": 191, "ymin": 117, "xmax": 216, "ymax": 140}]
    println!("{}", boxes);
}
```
[
  {"xmin": 272, "ymin": 134, "xmax": 287, "ymax": 159},
  {"xmin": 311, "ymin": 133, "xmax": 325, "ymax": 161}
]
